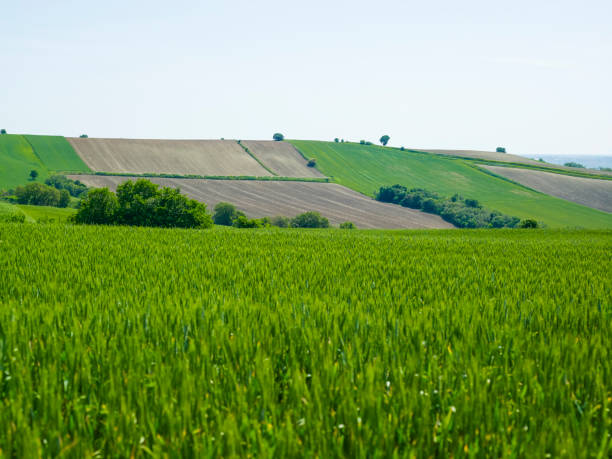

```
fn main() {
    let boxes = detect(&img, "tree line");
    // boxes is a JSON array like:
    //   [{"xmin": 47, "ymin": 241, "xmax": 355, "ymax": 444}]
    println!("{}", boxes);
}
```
[{"xmin": 375, "ymin": 185, "xmax": 539, "ymax": 228}]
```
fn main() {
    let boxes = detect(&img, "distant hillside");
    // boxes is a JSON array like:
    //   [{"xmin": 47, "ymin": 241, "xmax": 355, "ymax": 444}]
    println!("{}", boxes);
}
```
[
  {"xmin": 0, "ymin": 134, "xmax": 90, "ymax": 189},
  {"xmin": 289, "ymin": 140, "xmax": 612, "ymax": 229}
]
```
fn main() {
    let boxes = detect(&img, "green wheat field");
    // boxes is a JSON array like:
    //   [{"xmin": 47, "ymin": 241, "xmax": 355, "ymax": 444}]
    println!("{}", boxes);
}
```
[{"xmin": 0, "ymin": 224, "xmax": 609, "ymax": 457}]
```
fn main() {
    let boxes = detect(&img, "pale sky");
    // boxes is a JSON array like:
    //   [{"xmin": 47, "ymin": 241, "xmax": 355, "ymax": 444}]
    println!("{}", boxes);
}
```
[{"xmin": 1, "ymin": 0, "xmax": 611, "ymax": 156}]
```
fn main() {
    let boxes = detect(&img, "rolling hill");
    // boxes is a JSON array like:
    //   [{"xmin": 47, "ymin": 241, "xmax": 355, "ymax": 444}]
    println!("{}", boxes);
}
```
[
  {"xmin": 289, "ymin": 140, "xmax": 612, "ymax": 228},
  {"xmin": 2, "ymin": 133, "xmax": 611, "ymax": 229}
]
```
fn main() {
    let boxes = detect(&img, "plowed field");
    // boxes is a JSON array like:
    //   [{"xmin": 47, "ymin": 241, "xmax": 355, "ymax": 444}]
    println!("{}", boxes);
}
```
[
  {"xmin": 69, "ymin": 175, "xmax": 454, "ymax": 229},
  {"xmin": 242, "ymin": 141, "xmax": 325, "ymax": 178},
  {"xmin": 67, "ymin": 138, "xmax": 272, "ymax": 176},
  {"xmin": 482, "ymin": 165, "xmax": 612, "ymax": 213}
]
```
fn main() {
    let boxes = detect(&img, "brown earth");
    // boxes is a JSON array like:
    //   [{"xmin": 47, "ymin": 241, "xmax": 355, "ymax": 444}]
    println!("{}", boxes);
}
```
[
  {"xmin": 67, "ymin": 138, "xmax": 272, "ymax": 176},
  {"xmin": 242, "ymin": 141, "xmax": 325, "ymax": 178},
  {"xmin": 69, "ymin": 175, "xmax": 454, "ymax": 229},
  {"xmin": 414, "ymin": 149, "xmax": 612, "ymax": 176},
  {"xmin": 482, "ymin": 165, "xmax": 612, "ymax": 213}
]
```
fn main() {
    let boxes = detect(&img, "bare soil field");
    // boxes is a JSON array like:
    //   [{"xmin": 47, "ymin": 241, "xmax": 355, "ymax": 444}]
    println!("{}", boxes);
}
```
[
  {"xmin": 482, "ymin": 165, "xmax": 612, "ymax": 213},
  {"xmin": 67, "ymin": 138, "xmax": 272, "ymax": 176},
  {"xmin": 414, "ymin": 149, "xmax": 612, "ymax": 176},
  {"xmin": 69, "ymin": 175, "xmax": 454, "ymax": 229},
  {"xmin": 241, "ymin": 141, "xmax": 325, "ymax": 178}
]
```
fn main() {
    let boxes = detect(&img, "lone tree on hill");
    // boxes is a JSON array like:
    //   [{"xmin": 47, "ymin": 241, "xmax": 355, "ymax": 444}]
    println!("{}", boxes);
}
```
[
  {"xmin": 380, "ymin": 135, "xmax": 390, "ymax": 146},
  {"xmin": 0, "ymin": 129, "xmax": 6, "ymax": 135},
  {"xmin": 80, "ymin": 134, "xmax": 88, "ymax": 138},
  {"xmin": 273, "ymin": 133, "xmax": 284, "ymax": 141},
  {"xmin": 496, "ymin": 147, "xmax": 506, "ymax": 153},
  {"xmin": 29, "ymin": 170, "xmax": 39, "ymax": 181}
]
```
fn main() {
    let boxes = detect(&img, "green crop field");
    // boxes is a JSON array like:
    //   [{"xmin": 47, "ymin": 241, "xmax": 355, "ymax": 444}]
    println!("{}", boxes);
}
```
[
  {"xmin": 289, "ymin": 140, "xmax": 612, "ymax": 229},
  {"xmin": 16, "ymin": 204, "xmax": 77, "ymax": 223},
  {"xmin": 0, "ymin": 224, "xmax": 609, "ymax": 457},
  {"xmin": 0, "ymin": 135, "xmax": 47, "ymax": 189},
  {"xmin": 0, "ymin": 135, "xmax": 89, "ymax": 190},
  {"xmin": 24, "ymin": 135, "xmax": 90, "ymax": 174}
]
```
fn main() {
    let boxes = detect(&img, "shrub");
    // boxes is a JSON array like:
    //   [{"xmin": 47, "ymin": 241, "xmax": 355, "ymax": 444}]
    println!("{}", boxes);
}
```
[
  {"xmin": 307, "ymin": 158, "xmax": 317, "ymax": 167},
  {"xmin": 375, "ymin": 184, "xmax": 407, "ymax": 204},
  {"xmin": 360, "ymin": 140, "xmax": 366, "ymax": 145},
  {"xmin": 564, "ymin": 162, "xmax": 585, "ymax": 169},
  {"xmin": 380, "ymin": 135, "xmax": 390, "ymax": 146},
  {"xmin": 496, "ymin": 147, "xmax": 506, "ymax": 153},
  {"xmin": 74, "ymin": 188, "xmax": 118, "ymax": 225},
  {"xmin": 29, "ymin": 170, "xmax": 39, "ymax": 181},
  {"xmin": 58, "ymin": 190, "xmax": 71, "ymax": 208},
  {"xmin": 45, "ymin": 174, "xmax": 88, "ymax": 197},
  {"xmin": 400, "ymin": 146, "xmax": 405, "ymax": 151},
  {"xmin": 75, "ymin": 180, "xmax": 212, "ymax": 228},
  {"xmin": 376, "ymin": 185, "xmax": 519, "ymax": 228},
  {"xmin": 273, "ymin": 133, "xmax": 284, "ymax": 141},
  {"xmin": 233, "ymin": 215, "xmax": 264, "ymax": 228},
  {"xmin": 270, "ymin": 216, "xmax": 290, "ymax": 228},
  {"xmin": 0, "ymin": 129, "xmax": 6, "ymax": 135},
  {"xmin": 80, "ymin": 134, "xmax": 88, "ymax": 138},
  {"xmin": 334, "ymin": 138, "xmax": 339, "ymax": 143},
  {"xmin": 291, "ymin": 211, "xmax": 329, "ymax": 228},
  {"xmin": 339, "ymin": 221, "xmax": 356, "ymax": 229},
  {"xmin": 365, "ymin": 141, "xmax": 373, "ymax": 145},
  {"xmin": 213, "ymin": 202, "xmax": 242, "ymax": 226},
  {"xmin": 15, "ymin": 183, "xmax": 61, "ymax": 206},
  {"xmin": 519, "ymin": 219, "xmax": 539, "ymax": 229},
  {"xmin": 421, "ymin": 198, "xmax": 439, "ymax": 214}
]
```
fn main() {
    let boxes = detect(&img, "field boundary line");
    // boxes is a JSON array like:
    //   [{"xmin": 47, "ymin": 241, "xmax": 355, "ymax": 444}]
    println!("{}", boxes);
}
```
[{"xmin": 236, "ymin": 140, "xmax": 277, "ymax": 176}]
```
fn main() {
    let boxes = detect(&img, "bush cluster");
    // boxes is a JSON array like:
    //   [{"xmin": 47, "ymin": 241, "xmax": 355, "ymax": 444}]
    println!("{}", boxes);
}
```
[
  {"xmin": 45, "ymin": 175, "xmax": 88, "ymax": 197},
  {"xmin": 74, "ymin": 179, "xmax": 212, "ymax": 228},
  {"xmin": 375, "ymin": 185, "xmax": 523, "ymax": 228},
  {"xmin": 564, "ymin": 162, "xmax": 585, "ymax": 169},
  {"xmin": 15, "ymin": 183, "xmax": 71, "ymax": 208},
  {"xmin": 214, "ymin": 202, "xmax": 331, "ymax": 229}
]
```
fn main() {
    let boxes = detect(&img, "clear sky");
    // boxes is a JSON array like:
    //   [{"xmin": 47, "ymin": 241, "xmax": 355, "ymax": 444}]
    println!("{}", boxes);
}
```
[{"xmin": 1, "ymin": 0, "xmax": 611, "ymax": 156}]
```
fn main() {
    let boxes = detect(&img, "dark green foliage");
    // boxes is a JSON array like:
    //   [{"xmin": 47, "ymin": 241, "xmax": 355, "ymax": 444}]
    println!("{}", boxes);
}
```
[
  {"xmin": 29, "ymin": 169, "xmax": 39, "ymax": 181},
  {"xmin": 400, "ymin": 146, "xmax": 405, "ymax": 151},
  {"xmin": 519, "ymin": 218, "xmax": 539, "ymax": 228},
  {"xmin": 273, "ymin": 133, "xmax": 284, "ymax": 141},
  {"xmin": 58, "ymin": 190, "xmax": 70, "ymax": 208},
  {"xmin": 380, "ymin": 135, "xmax": 390, "ymax": 146},
  {"xmin": 376, "ymin": 186, "xmax": 520, "ymax": 228},
  {"xmin": 270, "ymin": 215, "xmax": 290, "ymax": 227},
  {"xmin": 291, "ymin": 211, "xmax": 329, "ymax": 228},
  {"xmin": 564, "ymin": 162, "xmax": 585, "ymax": 169},
  {"xmin": 339, "ymin": 221, "xmax": 356, "ymax": 229},
  {"xmin": 213, "ymin": 202, "xmax": 243, "ymax": 226},
  {"xmin": 307, "ymin": 158, "xmax": 317, "ymax": 167},
  {"xmin": 73, "ymin": 188, "xmax": 118, "ymax": 225},
  {"xmin": 233, "ymin": 215, "xmax": 265, "ymax": 228},
  {"xmin": 74, "ymin": 179, "xmax": 212, "ymax": 228},
  {"xmin": 45, "ymin": 174, "xmax": 88, "ymax": 197},
  {"xmin": 360, "ymin": 140, "xmax": 366, "ymax": 145},
  {"xmin": 0, "ymin": 129, "xmax": 6, "ymax": 135},
  {"xmin": 496, "ymin": 147, "xmax": 506, "ymax": 153},
  {"xmin": 334, "ymin": 138, "xmax": 339, "ymax": 143},
  {"xmin": 80, "ymin": 134, "xmax": 88, "ymax": 138},
  {"xmin": 15, "ymin": 183, "xmax": 63, "ymax": 207}
]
